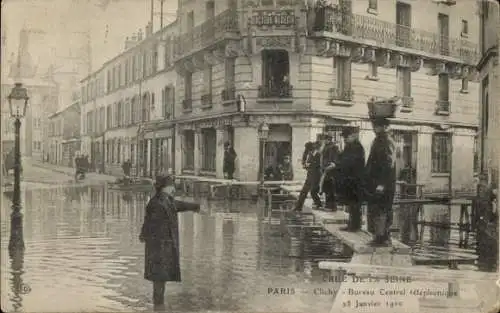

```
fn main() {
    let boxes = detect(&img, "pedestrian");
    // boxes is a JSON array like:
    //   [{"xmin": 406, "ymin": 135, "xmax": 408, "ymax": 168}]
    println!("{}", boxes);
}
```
[
  {"xmin": 223, "ymin": 141, "xmax": 237, "ymax": 180},
  {"xmin": 333, "ymin": 127, "xmax": 366, "ymax": 232},
  {"xmin": 365, "ymin": 117, "xmax": 397, "ymax": 246},
  {"xmin": 294, "ymin": 141, "xmax": 323, "ymax": 211},
  {"xmin": 122, "ymin": 159, "xmax": 132, "ymax": 177},
  {"xmin": 319, "ymin": 134, "xmax": 341, "ymax": 211},
  {"xmin": 139, "ymin": 174, "xmax": 199, "ymax": 309},
  {"xmin": 278, "ymin": 155, "xmax": 294, "ymax": 181}
]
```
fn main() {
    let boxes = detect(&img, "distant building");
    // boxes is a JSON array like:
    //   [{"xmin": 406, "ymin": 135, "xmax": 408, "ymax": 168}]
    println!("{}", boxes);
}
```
[
  {"xmin": 48, "ymin": 92, "xmax": 81, "ymax": 166},
  {"xmin": 81, "ymin": 0, "xmax": 481, "ymax": 193}
]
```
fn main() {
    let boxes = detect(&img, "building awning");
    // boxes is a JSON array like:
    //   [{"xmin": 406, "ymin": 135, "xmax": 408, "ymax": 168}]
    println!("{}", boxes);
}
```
[{"xmin": 324, "ymin": 116, "xmax": 360, "ymax": 126}]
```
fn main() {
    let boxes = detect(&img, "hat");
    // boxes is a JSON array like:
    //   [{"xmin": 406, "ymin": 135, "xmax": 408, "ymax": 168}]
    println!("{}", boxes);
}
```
[
  {"xmin": 341, "ymin": 127, "xmax": 358, "ymax": 137},
  {"xmin": 224, "ymin": 141, "xmax": 231, "ymax": 148},
  {"xmin": 154, "ymin": 174, "xmax": 175, "ymax": 189}
]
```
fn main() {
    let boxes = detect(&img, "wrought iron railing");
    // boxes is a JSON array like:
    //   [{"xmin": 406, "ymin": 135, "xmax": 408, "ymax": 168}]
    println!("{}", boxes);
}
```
[
  {"xmin": 258, "ymin": 82, "xmax": 293, "ymax": 98},
  {"xmin": 310, "ymin": 9, "xmax": 479, "ymax": 64},
  {"xmin": 435, "ymin": 100, "xmax": 450, "ymax": 113},
  {"xmin": 174, "ymin": 9, "xmax": 239, "ymax": 58},
  {"xmin": 330, "ymin": 87, "xmax": 354, "ymax": 102},
  {"xmin": 221, "ymin": 87, "xmax": 236, "ymax": 101}
]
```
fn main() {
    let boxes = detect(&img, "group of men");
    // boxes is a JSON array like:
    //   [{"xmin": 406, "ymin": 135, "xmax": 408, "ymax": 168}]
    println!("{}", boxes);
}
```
[
  {"xmin": 74, "ymin": 154, "xmax": 90, "ymax": 179},
  {"xmin": 294, "ymin": 117, "xmax": 396, "ymax": 247}
]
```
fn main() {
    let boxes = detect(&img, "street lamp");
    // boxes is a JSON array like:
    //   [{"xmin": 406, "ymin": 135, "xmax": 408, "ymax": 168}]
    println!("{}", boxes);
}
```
[
  {"xmin": 7, "ymin": 83, "xmax": 29, "ymax": 252},
  {"xmin": 258, "ymin": 122, "xmax": 270, "ymax": 185}
]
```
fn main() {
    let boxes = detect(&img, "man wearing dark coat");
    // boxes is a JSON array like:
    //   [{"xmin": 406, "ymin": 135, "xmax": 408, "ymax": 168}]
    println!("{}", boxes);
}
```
[
  {"xmin": 223, "ymin": 141, "xmax": 237, "ymax": 179},
  {"xmin": 139, "ymin": 174, "xmax": 199, "ymax": 308},
  {"xmin": 319, "ymin": 134, "xmax": 341, "ymax": 211},
  {"xmin": 333, "ymin": 127, "xmax": 366, "ymax": 231},
  {"xmin": 294, "ymin": 141, "xmax": 323, "ymax": 211},
  {"xmin": 365, "ymin": 118, "xmax": 397, "ymax": 246}
]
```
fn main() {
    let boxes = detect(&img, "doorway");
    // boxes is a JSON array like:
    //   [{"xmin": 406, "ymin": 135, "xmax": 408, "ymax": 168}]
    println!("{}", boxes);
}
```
[{"xmin": 393, "ymin": 130, "xmax": 418, "ymax": 184}]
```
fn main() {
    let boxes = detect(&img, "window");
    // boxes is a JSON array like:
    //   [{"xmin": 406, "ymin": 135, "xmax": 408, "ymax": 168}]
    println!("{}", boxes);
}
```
[
  {"xmin": 163, "ymin": 86, "xmax": 175, "ymax": 118},
  {"xmin": 461, "ymin": 19, "xmax": 468, "ymax": 36},
  {"xmin": 201, "ymin": 128, "xmax": 216, "ymax": 172},
  {"xmin": 107, "ymin": 105, "xmax": 112, "ymax": 129},
  {"xmin": 206, "ymin": 1, "xmax": 215, "ymax": 20},
  {"xmin": 223, "ymin": 57, "xmax": 236, "ymax": 101},
  {"xmin": 437, "ymin": 73, "xmax": 450, "ymax": 112},
  {"xmin": 473, "ymin": 135, "xmax": 479, "ymax": 173},
  {"xmin": 187, "ymin": 11, "xmax": 194, "ymax": 32},
  {"xmin": 332, "ymin": 56, "xmax": 352, "ymax": 101},
  {"xmin": 368, "ymin": 0, "xmax": 377, "ymax": 11},
  {"xmin": 432, "ymin": 133, "xmax": 452, "ymax": 173},
  {"xmin": 397, "ymin": 66, "xmax": 412, "ymax": 106},
  {"xmin": 461, "ymin": 77, "xmax": 469, "ymax": 93},
  {"xmin": 260, "ymin": 50, "xmax": 291, "ymax": 98},
  {"xmin": 184, "ymin": 72, "xmax": 193, "ymax": 111},
  {"xmin": 438, "ymin": 13, "xmax": 450, "ymax": 55},
  {"xmin": 202, "ymin": 66, "xmax": 213, "ymax": 106},
  {"xmin": 153, "ymin": 46, "xmax": 158, "ymax": 73},
  {"xmin": 396, "ymin": 2, "xmax": 411, "ymax": 48},
  {"xmin": 481, "ymin": 76, "xmax": 489, "ymax": 166},
  {"xmin": 142, "ymin": 94, "xmax": 150, "ymax": 122},
  {"xmin": 183, "ymin": 130, "xmax": 195, "ymax": 171}
]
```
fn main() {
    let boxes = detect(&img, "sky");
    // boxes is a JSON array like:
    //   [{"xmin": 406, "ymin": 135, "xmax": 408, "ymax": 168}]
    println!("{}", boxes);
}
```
[{"xmin": 1, "ymin": 0, "xmax": 178, "ymax": 75}]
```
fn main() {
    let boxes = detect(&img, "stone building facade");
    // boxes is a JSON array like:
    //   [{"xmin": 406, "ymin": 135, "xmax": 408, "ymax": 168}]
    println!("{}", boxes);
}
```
[
  {"xmin": 172, "ymin": 0, "xmax": 480, "ymax": 193},
  {"xmin": 80, "ymin": 23, "xmax": 178, "ymax": 176},
  {"xmin": 81, "ymin": 0, "xmax": 481, "ymax": 193}
]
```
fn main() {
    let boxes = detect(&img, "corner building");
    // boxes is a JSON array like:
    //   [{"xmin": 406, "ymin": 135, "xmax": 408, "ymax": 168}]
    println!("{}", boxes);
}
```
[{"xmin": 173, "ymin": 0, "xmax": 480, "ymax": 192}]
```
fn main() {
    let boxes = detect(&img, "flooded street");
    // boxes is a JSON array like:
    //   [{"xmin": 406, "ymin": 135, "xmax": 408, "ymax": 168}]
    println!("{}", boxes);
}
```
[{"xmin": 1, "ymin": 184, "xmax": 346, "ymax": 313}]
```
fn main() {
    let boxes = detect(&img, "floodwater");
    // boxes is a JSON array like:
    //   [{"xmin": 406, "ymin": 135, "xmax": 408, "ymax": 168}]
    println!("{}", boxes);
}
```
[
  {"xmin": 1, "ymin": 183, "xmax": 496, "ymax": 312},
  {"xmin": 1, "ymin": 184, "xmax": 348, "ymax": 312}
]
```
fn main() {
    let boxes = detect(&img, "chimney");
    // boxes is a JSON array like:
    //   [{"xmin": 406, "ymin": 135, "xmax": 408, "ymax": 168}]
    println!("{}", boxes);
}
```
[
  {"xmin": 137, "ymin": 28, "xmax": 143, "ymax": 41},
  {"xmin": 124, "ymin": 36, "xmax": 137, "ymax": 50}
]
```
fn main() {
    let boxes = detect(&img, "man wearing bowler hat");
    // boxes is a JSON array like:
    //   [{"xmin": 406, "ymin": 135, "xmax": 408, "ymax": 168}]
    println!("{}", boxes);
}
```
[
  {"xmin": 333, "ymin": 126, "xmax": 365, "ymax": 231},
  {"xmin": 319, "ymin": 133, "xmax": 340, "ymax": 211},
  {"xmin": 365, "ymin": 117, "xmax": 397, "ymax": 246}
]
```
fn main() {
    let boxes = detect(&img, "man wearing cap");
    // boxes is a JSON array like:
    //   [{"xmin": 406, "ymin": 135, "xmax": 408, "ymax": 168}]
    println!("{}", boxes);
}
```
[
  {"xmin": 319, "ymin": 133, "xmax": 341, "ymax": 211},
  {"xmin": 333, "ymin": 127, "xmax": 366, "ymax": 231},
  {"xmin": 365, "ymin": 118, "xmax": 397, "ymax": 246},
  {"xmin": 294, "ymin": 141, "xmax": 323, "ymax": 211}
]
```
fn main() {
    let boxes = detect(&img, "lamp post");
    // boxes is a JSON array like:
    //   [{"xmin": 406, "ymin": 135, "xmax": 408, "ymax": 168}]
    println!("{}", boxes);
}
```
[
  {"xmin": 7, "ymin": 83, "xmax": 29, "ymax": 252},
  {"xmin": 258, "ymin": 122, "xmax": 270, "ymax": 185}
]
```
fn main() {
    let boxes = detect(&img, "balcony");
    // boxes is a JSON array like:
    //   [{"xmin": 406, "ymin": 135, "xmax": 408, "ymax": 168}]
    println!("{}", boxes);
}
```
[
  {"xmin": 174, "ymin": 9, "xmax": 239, "ymax": 58},
  {"xmin": 435, "ymin": 100, "xmax": 450, "ymax": 115},
  {"xmin": 310, "ymin": 10, "xmax": 479, "ymax": 64},
  {"xmin": 329, "ymin": 88, "xmax": 354, "ymax": 104},
  {"xmin": 201, "ymin": 94, "xmax": 212, "ymax": 108},
  {"xmin": 221, "ymin": 87, "xmax": 236, "ymax": 104},
  {"xmin": 258, "ymin": 82, "xmax": 293, "ymax": 99},
  {"xmin": 182, "ymin": 99, "xmax": 193, "ymax": 113}
]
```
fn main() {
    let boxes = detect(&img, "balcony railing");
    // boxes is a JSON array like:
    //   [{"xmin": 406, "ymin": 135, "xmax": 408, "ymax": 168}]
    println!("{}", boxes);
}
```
[
  {"xmin": 182, "ymin": 99, "xmax": 193, "ymax": 112},
  {"xmin": 201, "ymin": 94, "xmax": 212, "ymax": 107},
  {"xmin": 435, "ymin": 100, "xmax": 450, "ymax": 114},
  {"xmin": 174, "ymin": 9, "xmax": 239, "ymax": 58},
  {"xmin": 221, "ymin": 87, "xmax": 236, "ymax": 102},
  {"xmin": 330, "ymin": 88, "xmax": 354, "ymax": 102},
  {"xmin": 258, "ymin": 82, "xmax": 293, "ymax": 98},
  {"xmin": 311, "ymin": 9, "xmax": 479, "ymax": 64}
]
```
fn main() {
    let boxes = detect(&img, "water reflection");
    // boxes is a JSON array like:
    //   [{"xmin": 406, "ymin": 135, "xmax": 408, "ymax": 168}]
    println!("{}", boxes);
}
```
[{"xmin": 1, "ymin": 184, "xmax": 341, "ymax": 312}]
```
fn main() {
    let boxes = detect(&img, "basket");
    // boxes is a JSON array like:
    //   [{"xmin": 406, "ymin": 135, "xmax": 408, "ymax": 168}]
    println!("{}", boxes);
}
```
[{"xmin": 367, "ymin": 97, "xmax": 399, "ymax": 119}]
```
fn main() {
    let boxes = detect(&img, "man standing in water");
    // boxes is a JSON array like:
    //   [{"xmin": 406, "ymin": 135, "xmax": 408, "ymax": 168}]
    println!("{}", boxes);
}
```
[
  {"xmin": 334, "ymin": 127, "xmax": 365, "ymax": 232},
  {"xmin": 365, "ymin": 118, "xmax": 397, "ymax": 246}
]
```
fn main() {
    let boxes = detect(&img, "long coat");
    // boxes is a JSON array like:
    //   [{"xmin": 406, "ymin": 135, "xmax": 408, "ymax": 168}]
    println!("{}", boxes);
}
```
[
  {"xmin": 333, "ymin": 140, "xmax": 366, "ymax": 202},
  {"xmin": 140, "ymin": 192, "xmax": 198, "ymax": 282},
  {"xmin": 365, "ymin": 133, "xmax": 397, "ymax": 205},
  {"xmin": 223, "ymin": 148, "xmax": 237, "ymax": 174}
]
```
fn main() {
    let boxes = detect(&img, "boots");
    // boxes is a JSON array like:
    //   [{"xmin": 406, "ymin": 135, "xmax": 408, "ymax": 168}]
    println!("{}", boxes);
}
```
[{"xmin": 153, "ymin": 281, "xmax": 166, "ymax": 310}]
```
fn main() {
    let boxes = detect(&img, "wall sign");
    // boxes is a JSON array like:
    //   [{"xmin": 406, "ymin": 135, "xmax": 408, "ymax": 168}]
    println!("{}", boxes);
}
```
[{"xmin": 251, "ymin": 10, "xmax": 295, "ymax": 27}]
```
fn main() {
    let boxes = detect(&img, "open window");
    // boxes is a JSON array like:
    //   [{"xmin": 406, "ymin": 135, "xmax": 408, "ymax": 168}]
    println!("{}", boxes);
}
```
[{"xmin": 259, "ymin": 50, "xmax": 292, "ymax": 98}]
